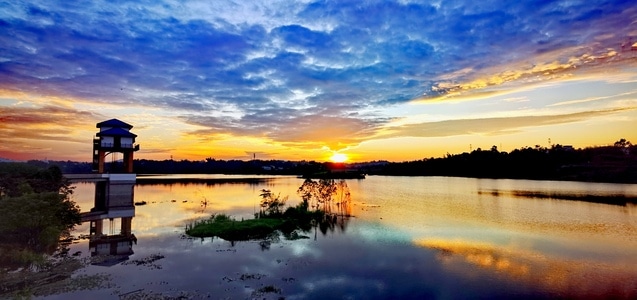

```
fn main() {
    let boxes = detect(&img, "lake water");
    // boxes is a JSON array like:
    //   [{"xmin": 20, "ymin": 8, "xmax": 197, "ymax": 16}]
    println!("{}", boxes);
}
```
[{"xmin": 50, "ymin": 175, "xmax": 637, "ymax": 299}]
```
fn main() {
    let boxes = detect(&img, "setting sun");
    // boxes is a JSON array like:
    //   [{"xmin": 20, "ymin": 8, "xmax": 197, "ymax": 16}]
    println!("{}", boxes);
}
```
[{"xmin": 330, "ymin": 153, "xmax": 348, "ymax": 163}]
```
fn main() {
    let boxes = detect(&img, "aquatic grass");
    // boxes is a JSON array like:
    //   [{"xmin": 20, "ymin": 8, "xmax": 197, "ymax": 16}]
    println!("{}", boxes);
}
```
[
  {"xmin": 185, "ymin": 207, "xmax": 331, "ymax": 241},
  {"xmin": 186, "ymin": 179, "xmax": 352, "ymax": 241},
  {"xmin": 186, "ymin": 213, "xmax": 285, "ymax": 240}
]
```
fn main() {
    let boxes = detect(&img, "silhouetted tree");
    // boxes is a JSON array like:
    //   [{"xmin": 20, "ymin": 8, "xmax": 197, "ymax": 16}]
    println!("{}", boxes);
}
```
[
  {"xmin": 297, "ymin": 178, "xmax": 316, "ymax": 211},
  {"xmin": 371, "ymin": 139, "xmax": 636, "ymax": 183},
  {"xmin": 614, "ymin": 138, "xmax": 632, "ymax": 148},
  {"xmin": 258, "ymin": 189, "xmax": 286, "ymax": 217},
  {"xmin": 296, "ymin": 178, "xmax": 351, "ymax": 214}
]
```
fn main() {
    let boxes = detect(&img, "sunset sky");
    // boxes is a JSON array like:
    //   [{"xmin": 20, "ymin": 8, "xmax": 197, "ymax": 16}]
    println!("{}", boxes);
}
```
[{"xmin": 1, "ymin": 0, "xmax": 637, "ymax": 162}]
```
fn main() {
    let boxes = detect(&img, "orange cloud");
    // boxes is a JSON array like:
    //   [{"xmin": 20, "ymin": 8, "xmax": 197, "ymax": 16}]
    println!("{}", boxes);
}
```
[
  {"xmin": 0, "ymin": 105, "xmax": 103, "ymax": 142},
  {"xmin": 0, "ymin": 104, "xmax": 105, "ymax": 160},
  {"xmin": 184, "ymin": 114, "xmax": 377, "ymax": 151}
]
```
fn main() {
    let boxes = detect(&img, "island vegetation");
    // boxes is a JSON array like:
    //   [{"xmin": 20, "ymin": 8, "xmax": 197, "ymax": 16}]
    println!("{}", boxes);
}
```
[{"xmin": 186, "ymin": 178, "xmax": 351, "ymax": 241}]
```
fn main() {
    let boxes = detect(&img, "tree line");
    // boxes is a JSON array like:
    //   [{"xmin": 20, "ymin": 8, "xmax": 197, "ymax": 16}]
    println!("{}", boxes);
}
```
[
  {"xmin": 16, "ymin": 139, "xmax": 637, "ymax": 183},
  {"xmin": 371, "ymin": 140, "xmax": 637, "ymax": 183},
  {"xmin": 26, "ymin": 158, "xmax": 328, "ymax": 175}
]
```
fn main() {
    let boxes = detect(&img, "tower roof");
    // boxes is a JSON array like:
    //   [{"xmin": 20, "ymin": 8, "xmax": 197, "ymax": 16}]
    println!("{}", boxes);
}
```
[
  {"xmin": 96, "ymin": 127, "xmax": 137, "ymax": 138},
  {"xmin": 96, "ymin": 119, "xmax": 133, "ymax": 129}
]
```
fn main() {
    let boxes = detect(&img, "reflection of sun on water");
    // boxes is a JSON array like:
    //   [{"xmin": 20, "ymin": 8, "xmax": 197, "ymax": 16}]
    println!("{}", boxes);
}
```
[{"xmin": 330, "ymin": 153, "xmax": 348, "ymax": 163}]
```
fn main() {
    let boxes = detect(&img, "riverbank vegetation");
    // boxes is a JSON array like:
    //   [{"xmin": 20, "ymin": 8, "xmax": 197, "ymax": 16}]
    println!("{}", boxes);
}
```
[
  {"xmin": 186, "ymin": 179, "xmax": 351, "ymax": 241},
  {"xmin": 376, "ymin": 139, "xmax": 637, "ymax": 183},
  {"xmin": 0, "ymin": 163, "xmax": 81, "ymax": 270}
]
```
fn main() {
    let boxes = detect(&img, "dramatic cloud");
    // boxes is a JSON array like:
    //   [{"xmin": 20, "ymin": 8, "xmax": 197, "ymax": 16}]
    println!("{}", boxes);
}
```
[
  {"xmin": 0, "ymin": 103, "xmax": 104, "ymax": 159},
  {"xmin": 0, "ymin": 104, "xmax": 102, "ymax": 140},
  {"xmin": 1, "ymin": 0, "xmax": 636, "ymax": 160}
]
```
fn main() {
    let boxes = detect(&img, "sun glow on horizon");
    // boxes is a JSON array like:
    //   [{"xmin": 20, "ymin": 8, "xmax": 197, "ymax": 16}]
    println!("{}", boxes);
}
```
[{"xmin": 330, "ymin": 153, "xmax": 349, "ymax": 163}]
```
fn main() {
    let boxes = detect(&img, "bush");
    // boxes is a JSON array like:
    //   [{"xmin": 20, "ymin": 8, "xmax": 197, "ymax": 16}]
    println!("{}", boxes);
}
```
[
  {"xmin": 186, "ymin": 214, "xmax": 284, "ymax": 240},
  {"xmin": 0, "ymin": 163, "xmax": 81, "ymax": 269}
]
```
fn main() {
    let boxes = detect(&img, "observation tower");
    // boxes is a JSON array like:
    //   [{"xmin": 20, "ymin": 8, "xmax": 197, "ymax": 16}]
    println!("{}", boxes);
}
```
[{"xmin": 92, "ymin": 118, "xmax": 140, "ymax": 173}]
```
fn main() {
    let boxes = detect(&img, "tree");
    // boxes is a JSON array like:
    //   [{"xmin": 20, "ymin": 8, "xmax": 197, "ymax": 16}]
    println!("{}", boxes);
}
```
[
  {"xmin": 0, "ymin": 163, "xmax": 81, "ymax": 269},
  {"xmin": 296, "ymin": 178, "xmax": 350, "ymax": 214},
  {"xmin": 297, "ymin": 178, "xmax": 316, "ymax": 211},
  {"xmin": 614, "ymin": 138, "xmax": 632, "ymax": 148},
  {"xmin": 0, "ymin": 192, "xmax": 80, "ymax": 252},
  {"xmin": 315, "ymin": 179, "xmax": 337, "ymax": 213},
  {"xmin": 258, "ymin": 189, "xmax": 287, "ymax": 217},
  {"xmin": 334, "ymin": 180, "xmax": 352, "ymax": 217}
]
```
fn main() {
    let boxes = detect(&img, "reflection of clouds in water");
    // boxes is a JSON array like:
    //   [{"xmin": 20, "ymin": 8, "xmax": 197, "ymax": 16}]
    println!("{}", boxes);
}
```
[
  {"xmin": 351, "ymin": 176, "xmax": 637, "ymax": 265},
  {"xmin": 350, "ymin": 222, "xmax": 413, "ymax": 244},
  {"xmin": 67, "ymin": 227, "xmax": 476, "ymax": 299},
  {"xmin": 415, "ymin": 239, "xmax": 533, "ymax": 275},
  {"xmin": 288, "ymin": 241, "xmax": 321, "ymax": 258},
  {"xmin": 64, "ymin": 219, "xmax": 637, "ymax": 299},
  {"xmin": 64, "ymin": 177, "xmax": 637, "ymax": 299},
  {"xmin": 414, "ymin": 238, "xmax": 637, "ymax": 299}
]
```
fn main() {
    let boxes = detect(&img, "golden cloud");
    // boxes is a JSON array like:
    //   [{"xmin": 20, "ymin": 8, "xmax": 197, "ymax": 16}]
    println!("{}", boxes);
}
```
[
  {"xmin": 185, "ymin": 114, "xmax": 377, "ymax": 152},
  {"xmin": 380, "ymin": 108, "xmax": 635, "ymax": 139},
  {"xmin": 422, "ymin": 46, "xmax": 636, "ymax": 103}
]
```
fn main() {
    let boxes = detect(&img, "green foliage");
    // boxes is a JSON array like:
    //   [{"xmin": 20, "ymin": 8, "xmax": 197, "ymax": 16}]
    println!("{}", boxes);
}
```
[
  {"xmin": 187, "ymin": 179, "xmax": 352, "ymax": 242},
  {"xmin": 0, "ymin": 163, "xmax": 71, "ymax": 198},
  {"xmin": 186, "ymin": 202, "xmax": 329, "ymax": 241},
  {"xmin": 186, "ymin": 213, "xmax": 284, "ymax": 240},
  {"xmin": 0, "ymin": 163, "xmax": 81, "ymax": 269},
  {"xmin": 0, "ymin": 248, "xmax": 48, "ymax": 270}
]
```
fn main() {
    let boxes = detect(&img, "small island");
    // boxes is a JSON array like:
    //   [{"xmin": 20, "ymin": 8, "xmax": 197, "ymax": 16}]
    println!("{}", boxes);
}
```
[{"xmin": 186, "ymin": 178, "xmax": 352, "ymax": 241}]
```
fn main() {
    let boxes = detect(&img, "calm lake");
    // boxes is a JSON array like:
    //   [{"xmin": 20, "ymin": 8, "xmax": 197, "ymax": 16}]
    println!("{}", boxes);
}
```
[{"xmin": 53, "ymin": 175, "xmax": 637, "ymax": 299}]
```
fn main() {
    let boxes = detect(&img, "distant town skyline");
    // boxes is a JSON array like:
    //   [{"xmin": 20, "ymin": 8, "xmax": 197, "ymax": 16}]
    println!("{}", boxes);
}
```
[{"xmin": 1, "ymin": 1, "xmax": 637, "ymax": 162}]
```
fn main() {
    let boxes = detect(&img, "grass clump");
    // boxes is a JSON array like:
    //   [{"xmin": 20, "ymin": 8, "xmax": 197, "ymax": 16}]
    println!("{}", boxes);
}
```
[
  {"xmin": 185, "ymin": 206, "xmax": 326, "ymax": 241},
  {"xmin": 186, "ymin": 214, "xmax": 285, "ymax": 240},
  {"xmin": 185, "ymin": 179, "xmax": 352, "ymax": 242}
]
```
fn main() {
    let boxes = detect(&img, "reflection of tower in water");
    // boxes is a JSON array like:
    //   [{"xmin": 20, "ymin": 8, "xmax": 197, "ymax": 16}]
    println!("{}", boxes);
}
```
[{"xmin": 79, "ymin": 119, "xmax": 140, "ymax": 264}]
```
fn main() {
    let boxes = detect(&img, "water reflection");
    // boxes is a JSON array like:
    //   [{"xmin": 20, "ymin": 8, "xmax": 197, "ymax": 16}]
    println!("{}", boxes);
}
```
[
  {"xmin": 414, "ymin": 238, "xmax": 637, "ymax": 299},
  {"xmin": 478, "ymin": 189, "xmax": 637, "ymax": 206},
  {"xmin": 60, "ymin": 176, "xmax": 637, "ymax": 299},
  {"xmin": 78, "ymin": 175, "xmax": 137, "ymax": 265}
]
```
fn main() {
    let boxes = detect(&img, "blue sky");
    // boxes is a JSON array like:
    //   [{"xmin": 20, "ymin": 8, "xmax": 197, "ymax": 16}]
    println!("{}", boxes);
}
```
[{"xmin": 1, "ymin": 0, "xmax": 636, "ymax": 161}]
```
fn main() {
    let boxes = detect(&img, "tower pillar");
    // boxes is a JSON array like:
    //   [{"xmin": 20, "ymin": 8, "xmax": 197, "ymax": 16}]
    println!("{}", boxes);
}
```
[
  {"xmin": 98, "ymin": 150, "xmax": 106, "ymax": 173},
  {"xmin": 121, "ymin": 217, "xmax": 132, "ymax": 235},
  {"xmin": 124, "ymin": 152, "xmax": 134, "ymax": 173}
]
